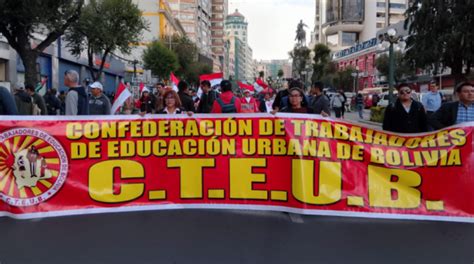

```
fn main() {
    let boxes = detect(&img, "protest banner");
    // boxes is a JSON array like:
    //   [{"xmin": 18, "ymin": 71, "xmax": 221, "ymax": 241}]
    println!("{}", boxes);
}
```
[{"xmin": 0, "ymin": 114, "xmax": 473, "ymax": 222}]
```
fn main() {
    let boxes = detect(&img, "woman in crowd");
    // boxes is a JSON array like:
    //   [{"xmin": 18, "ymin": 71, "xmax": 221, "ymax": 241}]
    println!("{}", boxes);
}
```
[
  {"xmin": 137, "ymin": 88, "xmax": 156, "ymax": 114},
  {"xmin": 157, "ymin": 89, "xmax": 192, "ymax": 116},
  {"xmin": 279, "ymin": 87, "xmax": 314, "ymax": 114}
]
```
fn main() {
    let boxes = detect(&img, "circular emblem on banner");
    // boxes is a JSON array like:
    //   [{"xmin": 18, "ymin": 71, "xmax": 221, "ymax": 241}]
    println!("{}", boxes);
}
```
[{"xmin": 0, "ymin": 128, "xmax": 68, "ymax": 207}]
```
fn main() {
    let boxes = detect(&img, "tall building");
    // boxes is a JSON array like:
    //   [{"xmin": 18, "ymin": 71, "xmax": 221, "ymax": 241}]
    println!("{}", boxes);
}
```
[
  {"xmin": 224, "ymin": 9, "xmax": 253, "ymax": 82},
  {"xmin": 317, "ymin": 0, "xmax": 410, "ymax": 51},
  {"xmin": 128, "ymin": 0, "xmax": 185, "ymax": 80},
  {"xmin": 167, "ymin": 0, "xmax": 213, "ymax": 58},
  {"xmin": 211, "ymin": 0, "xmax": 228, "ymax": 72}
]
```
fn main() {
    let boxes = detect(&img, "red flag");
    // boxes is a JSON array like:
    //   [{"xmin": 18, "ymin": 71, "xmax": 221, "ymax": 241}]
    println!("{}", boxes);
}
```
[
  {"xmin": 170, "ymin": 72, "xmax": 180, "ymax": 92},
  {"xmin": 238, "ymin": 81, "xmax": 255, "ymax": 93},
  {"xmin": 200, "ymin": 72, "xmax": 223, "ymax": 87},
  {"xmin": 111, "ymin": 82, "xmax": 132, "ymax": 114}
]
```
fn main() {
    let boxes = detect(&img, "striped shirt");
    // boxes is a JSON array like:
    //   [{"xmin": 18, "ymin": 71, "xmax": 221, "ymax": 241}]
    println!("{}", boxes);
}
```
[{"xmin": 456, "ymin": 102, "xmax": 474, "ymax": 124}]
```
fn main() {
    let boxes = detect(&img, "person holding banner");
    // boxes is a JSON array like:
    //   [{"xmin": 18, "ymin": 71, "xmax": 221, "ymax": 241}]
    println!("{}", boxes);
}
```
[
  {"xmin": 430, "ymin": 81, "xmax": 474, "ymax": 129},
  {"xmin": 383, "ymin": 84, "xmax": 428, "ymax": 133},
  {"xmin": 279, "ymin": 87, "xmax": 314, "ymax": 114},
  {"xmin": 157, "ymin": 90, "xmax": 192, "ymax": 116}
]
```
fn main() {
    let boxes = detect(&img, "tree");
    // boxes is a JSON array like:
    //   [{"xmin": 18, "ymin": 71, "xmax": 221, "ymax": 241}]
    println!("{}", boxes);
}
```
[
  {"xmin": 142, "ymin": 41, "xmax": 179, "ymax": 79},
  {"xmin": 375, "ymin": 52, "xmax": 415, "ymax": 83},
  {"xmin": 66, "ymin": 0, "xmax": 147, "ymax": 81},
  {"xmin": 332, "ymin": 67, "xmax": 355, "ymax": 91},
  {"xmin": 184, "ymin": 62, "xmax": 212, "ymax": 85},
  {"xmin": 405, "ymin": 0, "xmax": 474, "ymax": 82},
  {"xmin": 312, "ymin": 43, "xmax": 332, "ymax": 81},
  {"xmin": 166, "ymin": 35, "xmax": 198, "ymax": 77},
  {"xmin": 0, "ymin": 0, "xmax": 83, "ymax": 87},
  {"xmin": 277, "ymin": 69, "xmax": 284, "ymax": 79}
]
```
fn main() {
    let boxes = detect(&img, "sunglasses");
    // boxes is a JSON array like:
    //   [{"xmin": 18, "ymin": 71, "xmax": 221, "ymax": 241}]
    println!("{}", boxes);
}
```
[{"xmin": 399, "ymin": 89, "xmax": 411, "ymax": 95}]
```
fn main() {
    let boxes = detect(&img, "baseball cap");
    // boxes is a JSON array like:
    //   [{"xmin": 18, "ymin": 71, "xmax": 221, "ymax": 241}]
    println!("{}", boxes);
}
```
[
  {"xmin": 89, "ymin": 81, "xmax": 103, "ymax": 90},
  {"xmin": 14, "ymin": 82, "xmax": 25, "ymax": 91}
]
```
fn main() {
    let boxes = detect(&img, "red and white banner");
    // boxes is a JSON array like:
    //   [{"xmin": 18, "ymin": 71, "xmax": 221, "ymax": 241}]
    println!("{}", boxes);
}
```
[
  {"xmin": 200, "ymin": 73, "xmax": 223, "ymax": 87},
  {"xmin": 0, "ymin": 115, "xmax": 473, "ymax": 222}
]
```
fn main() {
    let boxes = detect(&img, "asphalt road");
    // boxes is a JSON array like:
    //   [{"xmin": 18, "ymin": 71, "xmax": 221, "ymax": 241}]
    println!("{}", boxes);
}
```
[{"xmin": 1, "ymin": 210, "xmax": 473, "ymax": 264}]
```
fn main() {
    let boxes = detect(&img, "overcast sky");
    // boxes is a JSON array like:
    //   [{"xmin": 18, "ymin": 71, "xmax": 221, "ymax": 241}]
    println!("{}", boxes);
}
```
[{"xmin": 228, "ymin": 0, "xmax": 315, "ymax": 61}]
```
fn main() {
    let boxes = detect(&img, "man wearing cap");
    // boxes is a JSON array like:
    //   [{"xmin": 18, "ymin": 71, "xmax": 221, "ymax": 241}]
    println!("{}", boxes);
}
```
[
  {"xmin": 240, "ymin": 88, "xmax": 259, "ymax": 113},
  {"xmin": 88, "ymin": 81, "xmax": 111, "ymax": 115},
  {"xmin": 14, "ymin": 83, "xmax": 35, "ymax": 115},
  {"xmin": 65, "ymin": 70, "xmax": 89, "ymax": 115}
]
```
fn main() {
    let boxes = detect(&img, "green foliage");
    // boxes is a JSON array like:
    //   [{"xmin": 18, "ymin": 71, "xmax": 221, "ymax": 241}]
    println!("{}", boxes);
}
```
[
  {"xmin": 332, "ymin": 67, "xmax": 355, "ymax": 91},
  {"xmin": 142, "ymin": 41, "xmax": 179, "ymax": 79},
  {"xmin": 0, "ymin": 0, "xmax": 83, "ymax": 86},
  {"xmin": 405, "ymin": 0, "xmax": 474, "ymax": 80},
  {"xmin": 312, "ymin": 43, "xmax": 332, "ymax": 81},
  {"xmin": 278, "ymin": 69, "xmax": 284, "ymax": 78},
  {"xmin": 184, "ymin": 62, "xmax": 213, "ymax": 85},
  {"xmin": 370, "ymin": 106, "xmax": 386, "ymax": 123},
  {"xmin": 66, "ymin": 0, "xmax": 148, "ymax": 80},
  {"xmin": 166, "ymin": 35, "xmax": 198, "ymax": 77},
  {"xmin": 375, "ymin": 52, "xmax": 415, "ymax": 83}
]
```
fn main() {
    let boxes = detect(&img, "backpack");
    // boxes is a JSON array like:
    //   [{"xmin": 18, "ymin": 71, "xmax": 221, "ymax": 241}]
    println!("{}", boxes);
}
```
[
  {"xmin": 216, "ymin": 97, "xmax": 237, "ymax": 113},
  {"xmin": 332, "ymin": 95, "xmax": 343, "ymax": 108}
]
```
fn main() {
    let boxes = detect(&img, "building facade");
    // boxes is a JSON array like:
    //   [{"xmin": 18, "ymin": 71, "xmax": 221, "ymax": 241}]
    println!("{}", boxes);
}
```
[
  {"xmin": 211, "ymin": 0, "xmax": 228, "ymax": 72},
  {"xmin": 317, "ymin": 0, "xmax": 410, "ymax": 51},
  {"xmin": 224, "ymin": 9, "xmax": 253, "ymax": 82},
  {"xmin": 167, "ymin": 0, "xmax": 213, "ymax": 58}
]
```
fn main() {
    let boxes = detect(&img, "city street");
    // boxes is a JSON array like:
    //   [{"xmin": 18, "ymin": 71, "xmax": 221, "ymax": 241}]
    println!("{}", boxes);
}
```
[
  {"xmin": 339, "ymin": 109, "xmax": 382, "ymax": 130},
  {"xmin": 1, "ymin": 210, "xmax": 473, "ymax": 263}
]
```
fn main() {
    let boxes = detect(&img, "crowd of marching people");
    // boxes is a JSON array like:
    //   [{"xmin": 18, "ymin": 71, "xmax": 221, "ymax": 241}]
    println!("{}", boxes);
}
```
[{"xmin": 1, "ymin": 69, "xmax": 473, "ymax": 134}]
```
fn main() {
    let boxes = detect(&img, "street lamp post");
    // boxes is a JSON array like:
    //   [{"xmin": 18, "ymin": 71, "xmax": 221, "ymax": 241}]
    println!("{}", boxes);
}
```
[{"xmin": 379, "ymin": 28, "xmax": 403, "ymax": 105}]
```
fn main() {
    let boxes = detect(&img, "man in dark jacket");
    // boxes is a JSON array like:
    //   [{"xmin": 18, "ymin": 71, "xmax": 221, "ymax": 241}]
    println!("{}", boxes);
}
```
[
  {"xmin": 26, "ymin": 84, "xmax": 48, "ymax": 115},
  {"xmin": 309, "ymin": 81, "xmax": 330, "ymax": 117},
  {"xmin": 14, "ymin": 83, "xmax": 35, "ymax": 115},
  {"xmin": 429, "ymin": 81, "xmax": 474, "ymax": 129},
  {"xmin": 383, "ymin": 84, "xmax": 428, "ymax": 133},
  {"xmin": 0, "ymin": 86, "xmax": 18, "ymax": 115},
  {"xmin": 64, "ymin": 70, "xmax": 89, "ymax": 115},
  {"xmin": 178, "ymin": 81, "xmax": 196, "ymax": 112},
  {"xmin": 197, "ymin": 80, "xmax": 219, "ymax": 113},
  {"xmin": 44, "ymin": 88, "xmax": 62, "ymax": 115}
]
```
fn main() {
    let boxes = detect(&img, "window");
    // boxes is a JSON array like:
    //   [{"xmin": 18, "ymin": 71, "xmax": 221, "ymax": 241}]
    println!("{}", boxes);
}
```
[
  {"xmin": 327, "ymin": 33, "xmax": 339, "ymax": 47},
  {"xmin": 341, "ymin": 32, "xmax": 358, "ymax": 46}
]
